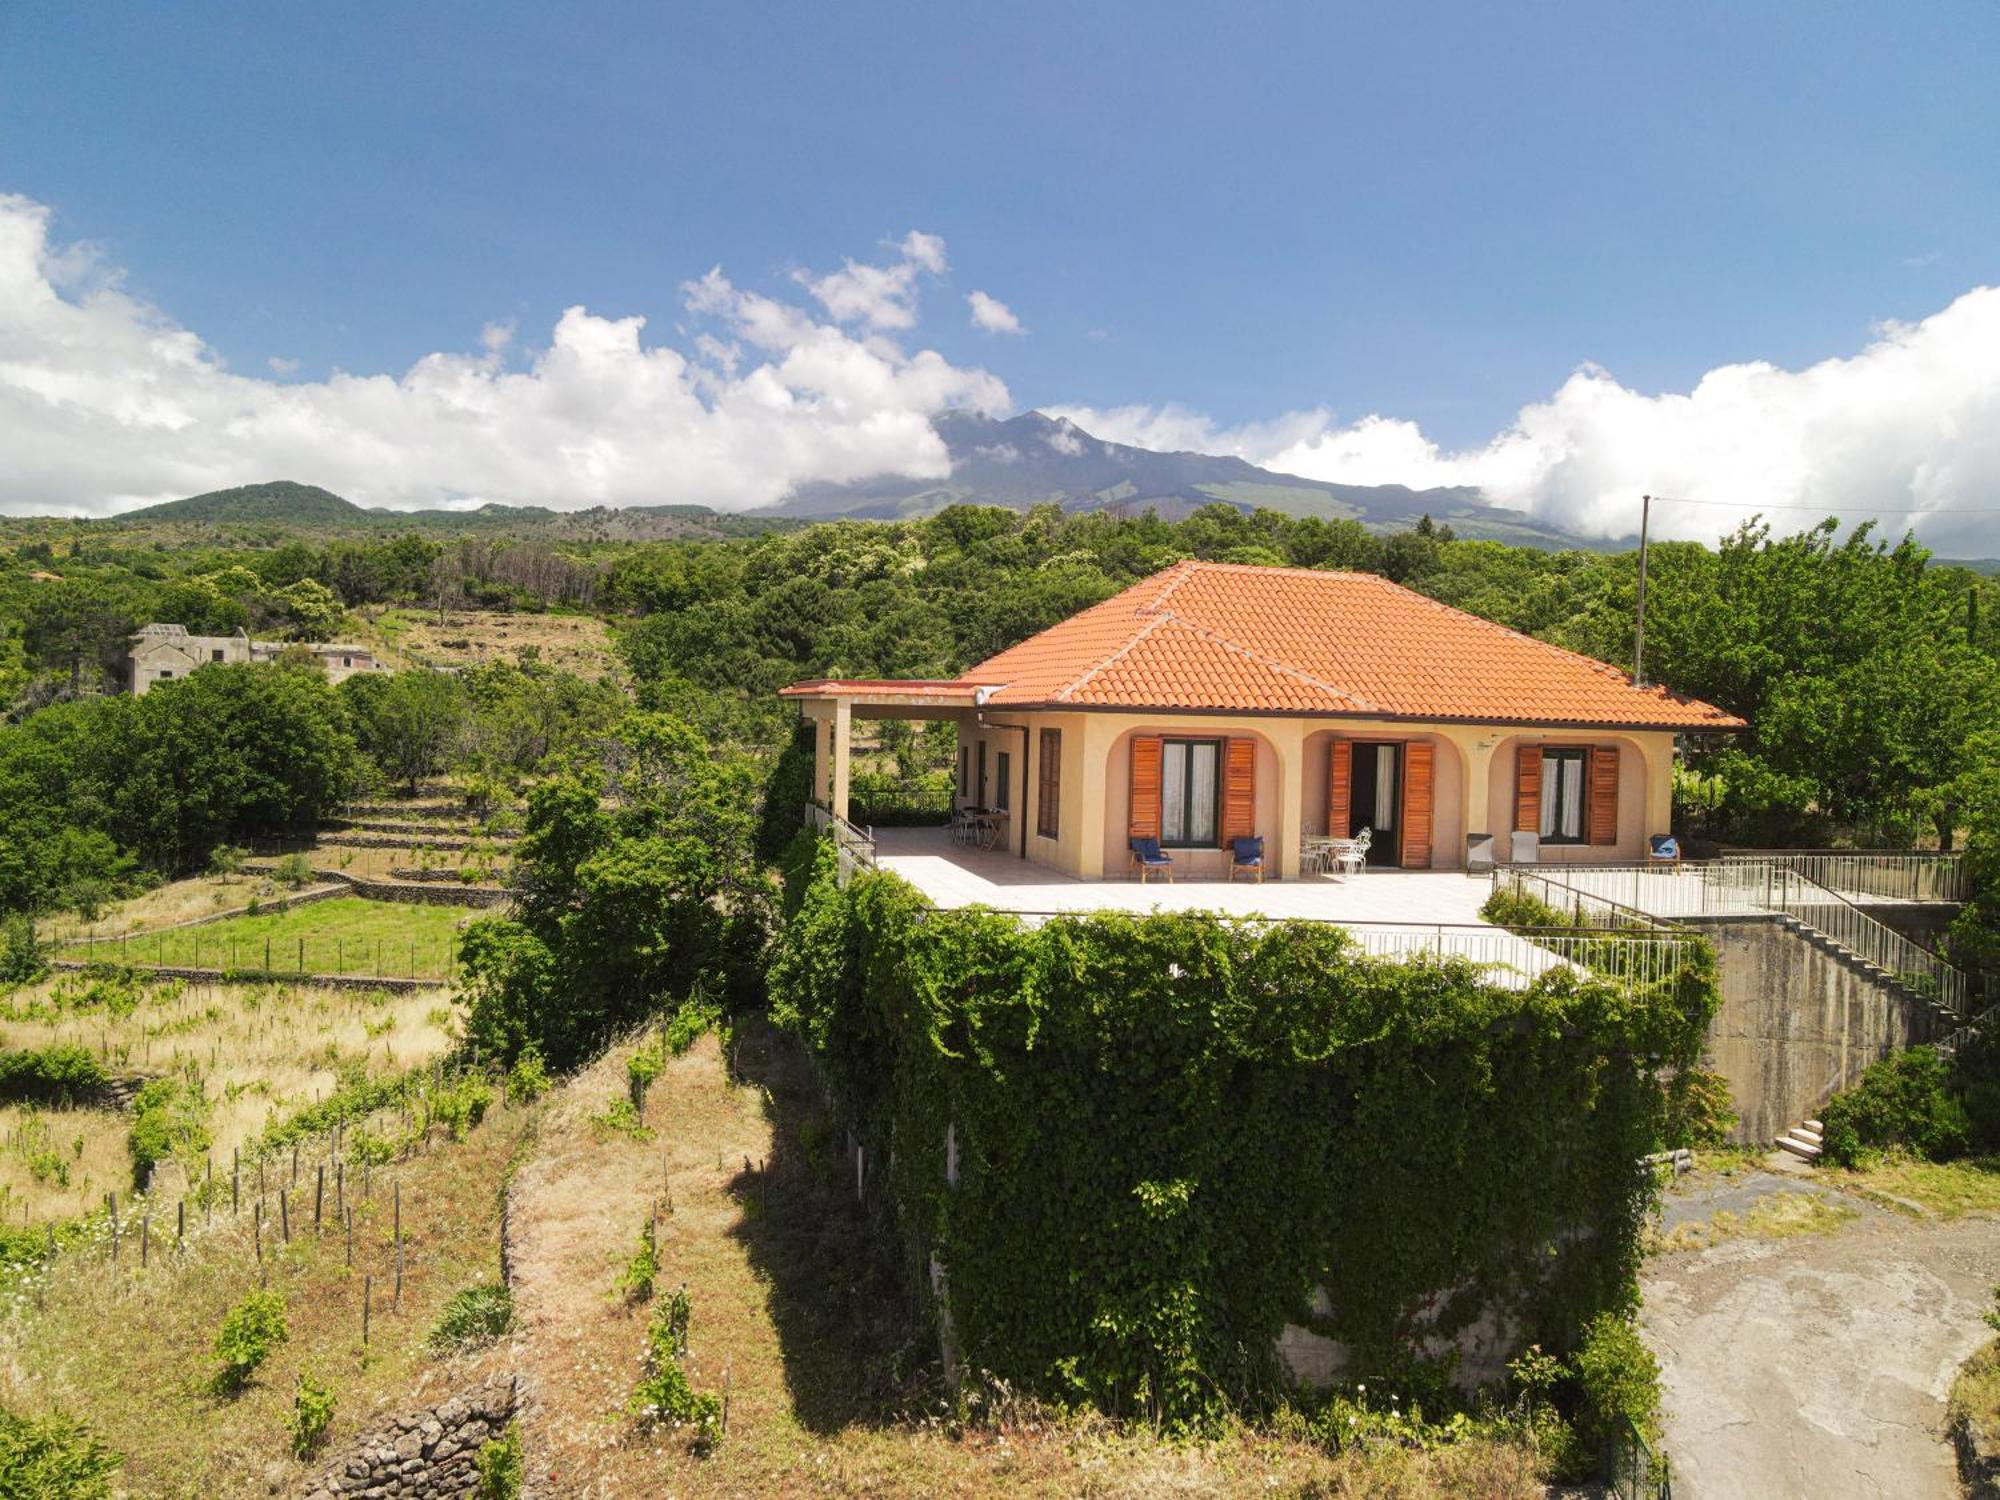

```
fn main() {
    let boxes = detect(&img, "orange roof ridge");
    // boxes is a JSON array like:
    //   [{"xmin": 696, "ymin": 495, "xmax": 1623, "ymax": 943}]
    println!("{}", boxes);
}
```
[
  {"xmin": 947, "ymin": 560, "xmax": 1744, "ymax": 729},
  {"xmin": 1056, "ymin": 609, "xmax": 1175, "ymax": 701}
]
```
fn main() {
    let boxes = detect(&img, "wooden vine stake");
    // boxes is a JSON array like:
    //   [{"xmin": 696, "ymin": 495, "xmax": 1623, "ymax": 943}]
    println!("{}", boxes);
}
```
[
  {"xmin": 362, "ymin": 1274, "xmax": 372, "ymax": 1347},
  {"xmin": 393, "ymin": 1181, "xmax": 403, "ymax": 1308}
]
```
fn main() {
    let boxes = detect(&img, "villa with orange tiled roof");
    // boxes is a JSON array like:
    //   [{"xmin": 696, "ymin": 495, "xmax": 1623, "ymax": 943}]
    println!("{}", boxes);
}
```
[{"xmin": 782, "ymin": 560, "xmax": 1744, "ymax": 882}]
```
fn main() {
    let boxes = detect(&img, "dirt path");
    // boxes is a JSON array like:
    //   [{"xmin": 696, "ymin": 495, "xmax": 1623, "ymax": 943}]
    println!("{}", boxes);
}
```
[{"xmin": 1643, "ymin": 1172, "xmax": 2000, "ymax": 1500}]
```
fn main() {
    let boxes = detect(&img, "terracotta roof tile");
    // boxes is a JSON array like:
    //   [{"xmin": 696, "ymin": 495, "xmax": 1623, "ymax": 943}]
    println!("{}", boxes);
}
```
[{"xmin": 957, "ymin": 561, "xmax": 1744, "ymax": 730}]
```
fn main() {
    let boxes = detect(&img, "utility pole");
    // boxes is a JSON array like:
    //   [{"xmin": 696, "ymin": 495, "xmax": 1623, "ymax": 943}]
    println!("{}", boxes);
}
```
[{"xmin": 1633, "ymin": 494, "xmax": 1653, "ymax": 687}]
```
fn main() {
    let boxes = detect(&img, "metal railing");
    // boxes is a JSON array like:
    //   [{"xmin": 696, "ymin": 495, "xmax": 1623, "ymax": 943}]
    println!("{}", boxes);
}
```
[
  {"xmin": 1504, "ymin": 859, "xmax": 1985, "ymax": 1020},
  {"xmin": 1609, "ymin": 1414, "xmax": 1672, "ymax": 1499},
  {"xmin": 913, "ymin": 905, "xmax": 1695, "ymax": 996},
  {"xmin": 1492, "ymin": 867, "xmax": 1690, "ymax": 935},
  {"xmin": 1720, "ymin": 849, "xmax": 1967, "ymax": 903},
  {"xmin": 805, "ymin": 801, "xmax": 877, "ymax": 884}
]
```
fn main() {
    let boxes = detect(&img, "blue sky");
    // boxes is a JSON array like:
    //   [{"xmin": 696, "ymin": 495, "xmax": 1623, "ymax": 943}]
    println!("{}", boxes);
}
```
[{"xmin": 2, "ymin": 1, "xmax": 1998, "ymax": 544}]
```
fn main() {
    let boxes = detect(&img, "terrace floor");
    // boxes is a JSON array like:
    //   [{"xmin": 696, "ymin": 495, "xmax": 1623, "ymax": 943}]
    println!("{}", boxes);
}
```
[{"xmin": 872, "ymin": 826, "xmax": 1497, "ymax": 924}]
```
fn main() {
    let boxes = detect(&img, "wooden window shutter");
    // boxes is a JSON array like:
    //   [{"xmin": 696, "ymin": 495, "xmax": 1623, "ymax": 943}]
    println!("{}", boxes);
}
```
[
  {"xmin": 1401, "ymin": 741, "xmax": 1435, "ymax": 869},
  {"xmin": 1327, "ymin": 740, "xmax": 1352, "ymax": 836},
  {"xmin": 1515, "ymin": 746, "xmax": 1543, "ymax": 833},
  {"xmin": 1037, "ymin": 728, "xmax": 1061, "ymax": 839},
  {"xmin": 1222, "ymin": 738, "xmax": 1257, "ymax": 843},
  {"xmin": 1128, "ymin": 735, "xmax": 1163, "ymax": 839},
  {"xmin": 1588, "ymin": 746, "xmax": 1620, "ymax": 846}
]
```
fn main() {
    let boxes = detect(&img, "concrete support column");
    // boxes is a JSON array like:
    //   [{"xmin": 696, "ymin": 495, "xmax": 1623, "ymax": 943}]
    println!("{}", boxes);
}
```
[
  {"xmin": 1077, "ymin": 713, "xmax": 1121, "ymax": 879},
  {"xmin": 1461, "ymin": 731, "xmax": 1495, "ymax": 841},
  {"xmin": 1641, "ymin": 733, "xmax": 1674, "ymax": 838},
  {"xmin": 1272, "ymin": 720, "xmax": 1306, "ymax": 881},
  {"xmin": 831, "ymin": 697, "xmax": 853, "ymax": 824}
]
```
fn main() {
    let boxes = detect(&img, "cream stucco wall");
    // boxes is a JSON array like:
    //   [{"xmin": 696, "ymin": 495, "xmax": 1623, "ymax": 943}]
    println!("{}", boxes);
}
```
[{"xmin": 932, "ymin": 711, "xmax": 1680, "ymax": 881}]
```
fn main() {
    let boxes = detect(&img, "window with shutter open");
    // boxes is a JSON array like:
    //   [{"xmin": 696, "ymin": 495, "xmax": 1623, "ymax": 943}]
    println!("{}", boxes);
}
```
[
  {"xmin": 1589, "ymin": 746, "xmax": 1619, "ymax": 846},
  {"xmin": 1221, "ymin": 738, "xmax": 1256, "ymax": 843},
  {"xmin": 1037, "ymin": 728, "xmax": 1060, "ymax": 839},
  {"xmin": 1327, "ymin": 740, "xmax": 1352, "ymax": 836},
  {"xmin": 1401, "ymin": 741, "xmax": 1435, "ymax": 868},
  {"xmin": 1128, "ymin": 735, "xmax": 1163, "ymax": 839},
  {"xmin": 1515, "ymin": 746, "xmax": 1543, "ymax": 833}
]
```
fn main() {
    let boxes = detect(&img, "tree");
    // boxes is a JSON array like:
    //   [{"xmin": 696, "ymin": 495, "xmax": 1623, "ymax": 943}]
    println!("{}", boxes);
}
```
[
  {"xmin": 273, "ymin": 578, "xmax": 344, "ymax": 642},
  {"xmin": 349, "ymin": 670, "xmax": 466, "ymax": 794},
  {"xmin": 22, "ymin": 581, "xmax": 133, "ymax": 691}
]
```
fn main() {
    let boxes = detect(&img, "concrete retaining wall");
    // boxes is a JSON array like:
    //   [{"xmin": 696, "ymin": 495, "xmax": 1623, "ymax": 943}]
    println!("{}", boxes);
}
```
[
  {"xmin": 1694, "ymin": 914, "xmax": 1940, "ymax": 1144},
  {"xmin": 302, "ymin": 1374, "xmax": 517, "ymax": 1499}
]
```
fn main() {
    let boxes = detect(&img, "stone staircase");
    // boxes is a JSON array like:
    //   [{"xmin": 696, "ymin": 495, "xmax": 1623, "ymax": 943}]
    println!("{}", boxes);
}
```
[
  {"xmin": 1770, "ymin": 912, "xmax": 1965, "ymax": 1034},
  {"xmin": 1775, "ymin": 1116, "xmax": 1824, "ymax": 1162}
]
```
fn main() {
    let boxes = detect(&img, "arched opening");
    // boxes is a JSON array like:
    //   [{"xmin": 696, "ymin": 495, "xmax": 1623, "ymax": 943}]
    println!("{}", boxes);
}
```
[{"xmin": 1100, "ymin": 724, "xmax": 1283, "ymax": 880}]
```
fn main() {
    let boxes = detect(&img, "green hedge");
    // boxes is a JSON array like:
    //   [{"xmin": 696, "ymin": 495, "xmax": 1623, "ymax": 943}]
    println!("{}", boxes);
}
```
[
  {"xmin": 0, "ymin": 1046, "xmax": 108, "ymax": 1106},
  {"xmin": 769, "ymin": 844, "xmax": 1715, "ymax": 1429},
  {"xmin": 1818, "ymin": 1045, "xmax": 1973, "ymax": 1166}
]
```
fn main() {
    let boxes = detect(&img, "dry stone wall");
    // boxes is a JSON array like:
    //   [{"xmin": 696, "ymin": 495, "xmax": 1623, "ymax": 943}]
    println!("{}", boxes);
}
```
[{"xmin": 302, "ymin": 1374, "xmax": 517, "ymax": 1499}]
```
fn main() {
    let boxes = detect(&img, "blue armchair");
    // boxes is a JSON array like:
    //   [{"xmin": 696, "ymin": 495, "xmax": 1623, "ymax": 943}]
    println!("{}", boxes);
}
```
[
  {"xmin": 1648, "ymin": 834, "xmax": 1681, "ymax": 866},
  {"xmin": 1229, "ymin": 835, "xmax": 1265, "ymax": 883},
  {"xmin": 1129, "ymin": 836, "xmax": 1174, "ymax": 883}
]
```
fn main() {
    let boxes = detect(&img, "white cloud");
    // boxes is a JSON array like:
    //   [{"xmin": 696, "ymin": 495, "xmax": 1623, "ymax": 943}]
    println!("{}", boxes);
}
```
[
  {"xmin": 967, "ymin": 290, "xmax": 1025, "ymax": 335},
  {"xmin": 266, "ymin": 355, "xmax": 300, "ymax": 375},
  {"xmin": 1047, "ymin": 287, "xmax": 2000, "ymax": 553},
  {"xmin": 0, "ymin": 196, "xmax": 1009, "ymax": 516},
  {"xmin": 797, "ymin": 228, "xmax": 948, "ymax": 332}
]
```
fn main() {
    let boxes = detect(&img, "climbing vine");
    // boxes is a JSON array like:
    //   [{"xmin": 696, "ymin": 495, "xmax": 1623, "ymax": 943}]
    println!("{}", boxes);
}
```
[{"xmin": 769, "ymin": 842, "xmax": 1715, "ymax": 1430}]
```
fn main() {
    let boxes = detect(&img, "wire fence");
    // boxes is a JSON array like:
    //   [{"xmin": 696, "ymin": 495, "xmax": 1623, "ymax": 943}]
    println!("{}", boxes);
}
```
[{"xmin": 50, "ymin": 928, "xmax": 458, "ymax": 982}]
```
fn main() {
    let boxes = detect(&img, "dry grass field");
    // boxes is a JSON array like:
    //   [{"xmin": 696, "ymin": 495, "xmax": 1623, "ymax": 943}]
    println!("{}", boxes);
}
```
[
  {"xmin": 503, "ymin": 1023, "xmax": 1547, "ymax": 1499},
  {"xmin": 0, "ymin": 1089, "xmax": 528, "ymax": 1498},
  {"xmin": 361, "ymin": 606, "xmax": 622, "ymax": 680},
  {"xmin": 0, "ymin": 971, "xmax": 457, "ymax": 1222}
]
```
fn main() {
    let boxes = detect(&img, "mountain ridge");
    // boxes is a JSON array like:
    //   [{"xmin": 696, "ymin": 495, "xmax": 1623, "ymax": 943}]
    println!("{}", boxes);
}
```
[{"xmin": 101, "ymin": 415, "xmax": 1610, "ymax": 547}]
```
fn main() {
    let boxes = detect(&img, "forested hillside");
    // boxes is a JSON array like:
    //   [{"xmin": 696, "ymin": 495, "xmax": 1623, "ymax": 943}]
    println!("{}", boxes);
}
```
[{"xmin": 1, "ymin": 500, "xmax": 1995, "ymax": 921}]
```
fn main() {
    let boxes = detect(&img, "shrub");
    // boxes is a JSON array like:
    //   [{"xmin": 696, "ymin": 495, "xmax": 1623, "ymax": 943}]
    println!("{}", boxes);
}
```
[
  {"xmin": 473, "ymin": 1422, "xmax": 523, "ymax": 1500},
  {"xmin": 630, "ymin": 1286, "xmax": 721, "ymax": 1450},
  {"xmin": 0, "ymin": 1046, "xmax": 109, "ymax": 1106},
  {"xmin": 128, "ymin": 1078, "xmax": 211, "ymax": 1189},
  {"xmin": 428, "ymin": 1076, "xmax": 492, "ymax": 1141},
  {"xmin": 1570, "ymin": 1312, "xmax": 1660, "ymax": 1456},
  {"xmin": 504, "ymin": 1046, "xmax": 550, "ymax": 1105},
  {"xmin": 616, "ymin": 1215, "xmax": 658, "ymax": 1304},
  {"xmin": 0, "ymin": 917, "xmax": 45, "ymax": 989},
  {"xmin": 1660, "ymin": 1067, "xmax": 1738, "ymax": 1150},
  {"xmin": 212, "ymin": 1289, "xmax": 288, "ymax": 1395},
  {"xmin": 1818, "ymin": 1046, "xmax": 1971, "ymax": 1166},
  {"xmin": 663, "ymin": 994, "xmax": 723, "ymax": 1057},
  {"xmin": 0, "ymin": 1404, "xmax": 119, "ymax": 1499},
  {"xmin": 287, "ymin": 1372, "xmax": 335, "ymax": 1459},
  {"xmin": 428, "ymin": 1283, "xmax": 514, "ymax": 1354},
  {"xmin": 273, "ymin": 853, "xmax": 313, "ymax": 889},
  {"xmin": 627, "ymin": 1042, "xmax": 663, "ymax": 1111}
]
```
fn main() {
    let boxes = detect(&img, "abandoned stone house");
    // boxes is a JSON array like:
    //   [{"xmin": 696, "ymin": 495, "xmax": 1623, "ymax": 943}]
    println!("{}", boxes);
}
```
[{"xmin": 128, "ymin": 623, "xmax": 382, "ymax": 695}]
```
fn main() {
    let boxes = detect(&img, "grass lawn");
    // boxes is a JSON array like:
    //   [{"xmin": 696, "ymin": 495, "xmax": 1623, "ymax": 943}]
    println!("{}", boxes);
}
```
[
  {"xmin": 1953, "ymin": 1338, "xmax": 2000, "ymax": 1453},
  {"xmin": 0, "ymin": 1093, "xmax": 529, "ymax": 1498},
  {"xmin": 1825, "ymin": 1154, "xmax": 2000, "ymax": 1220},
  {"xmin": 55, "ymin": 897, "xmax": 477, "ymax": 981},
  {"xmin": 504, "ymin": 1024, "xmax": 1551, "ymax": 1499},
  {"xmin": 0, "ymin": 970, "xmax": 457, "ymax": 1222}
]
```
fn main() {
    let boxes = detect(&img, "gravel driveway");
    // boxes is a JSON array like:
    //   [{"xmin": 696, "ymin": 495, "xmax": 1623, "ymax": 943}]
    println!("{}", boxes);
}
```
[{"xmin": 1642, "ymin": 1170, "xmax": 1999, "ymax": 1500}]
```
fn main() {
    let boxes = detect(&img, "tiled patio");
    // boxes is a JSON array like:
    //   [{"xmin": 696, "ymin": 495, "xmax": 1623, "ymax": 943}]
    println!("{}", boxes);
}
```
[
  {"xmin": 872, "ymin": 826, "xmax": 1497, "ymax": 924},
  {"xmin": 870, "ymin": 829, "xmax": 1585, "ymax": 988}
]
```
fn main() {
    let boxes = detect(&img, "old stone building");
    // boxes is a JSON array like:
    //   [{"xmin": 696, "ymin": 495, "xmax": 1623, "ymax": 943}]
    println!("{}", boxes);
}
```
[{"xmin": 128, "ymin": 623, "xmax": 381, "ymax": 695}]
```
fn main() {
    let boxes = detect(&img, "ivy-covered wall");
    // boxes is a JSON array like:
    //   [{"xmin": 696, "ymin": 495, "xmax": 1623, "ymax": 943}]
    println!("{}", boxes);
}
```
[{"xmin": 768, "ymin": 846, "xmax": 1716, "ymax": 1429}]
